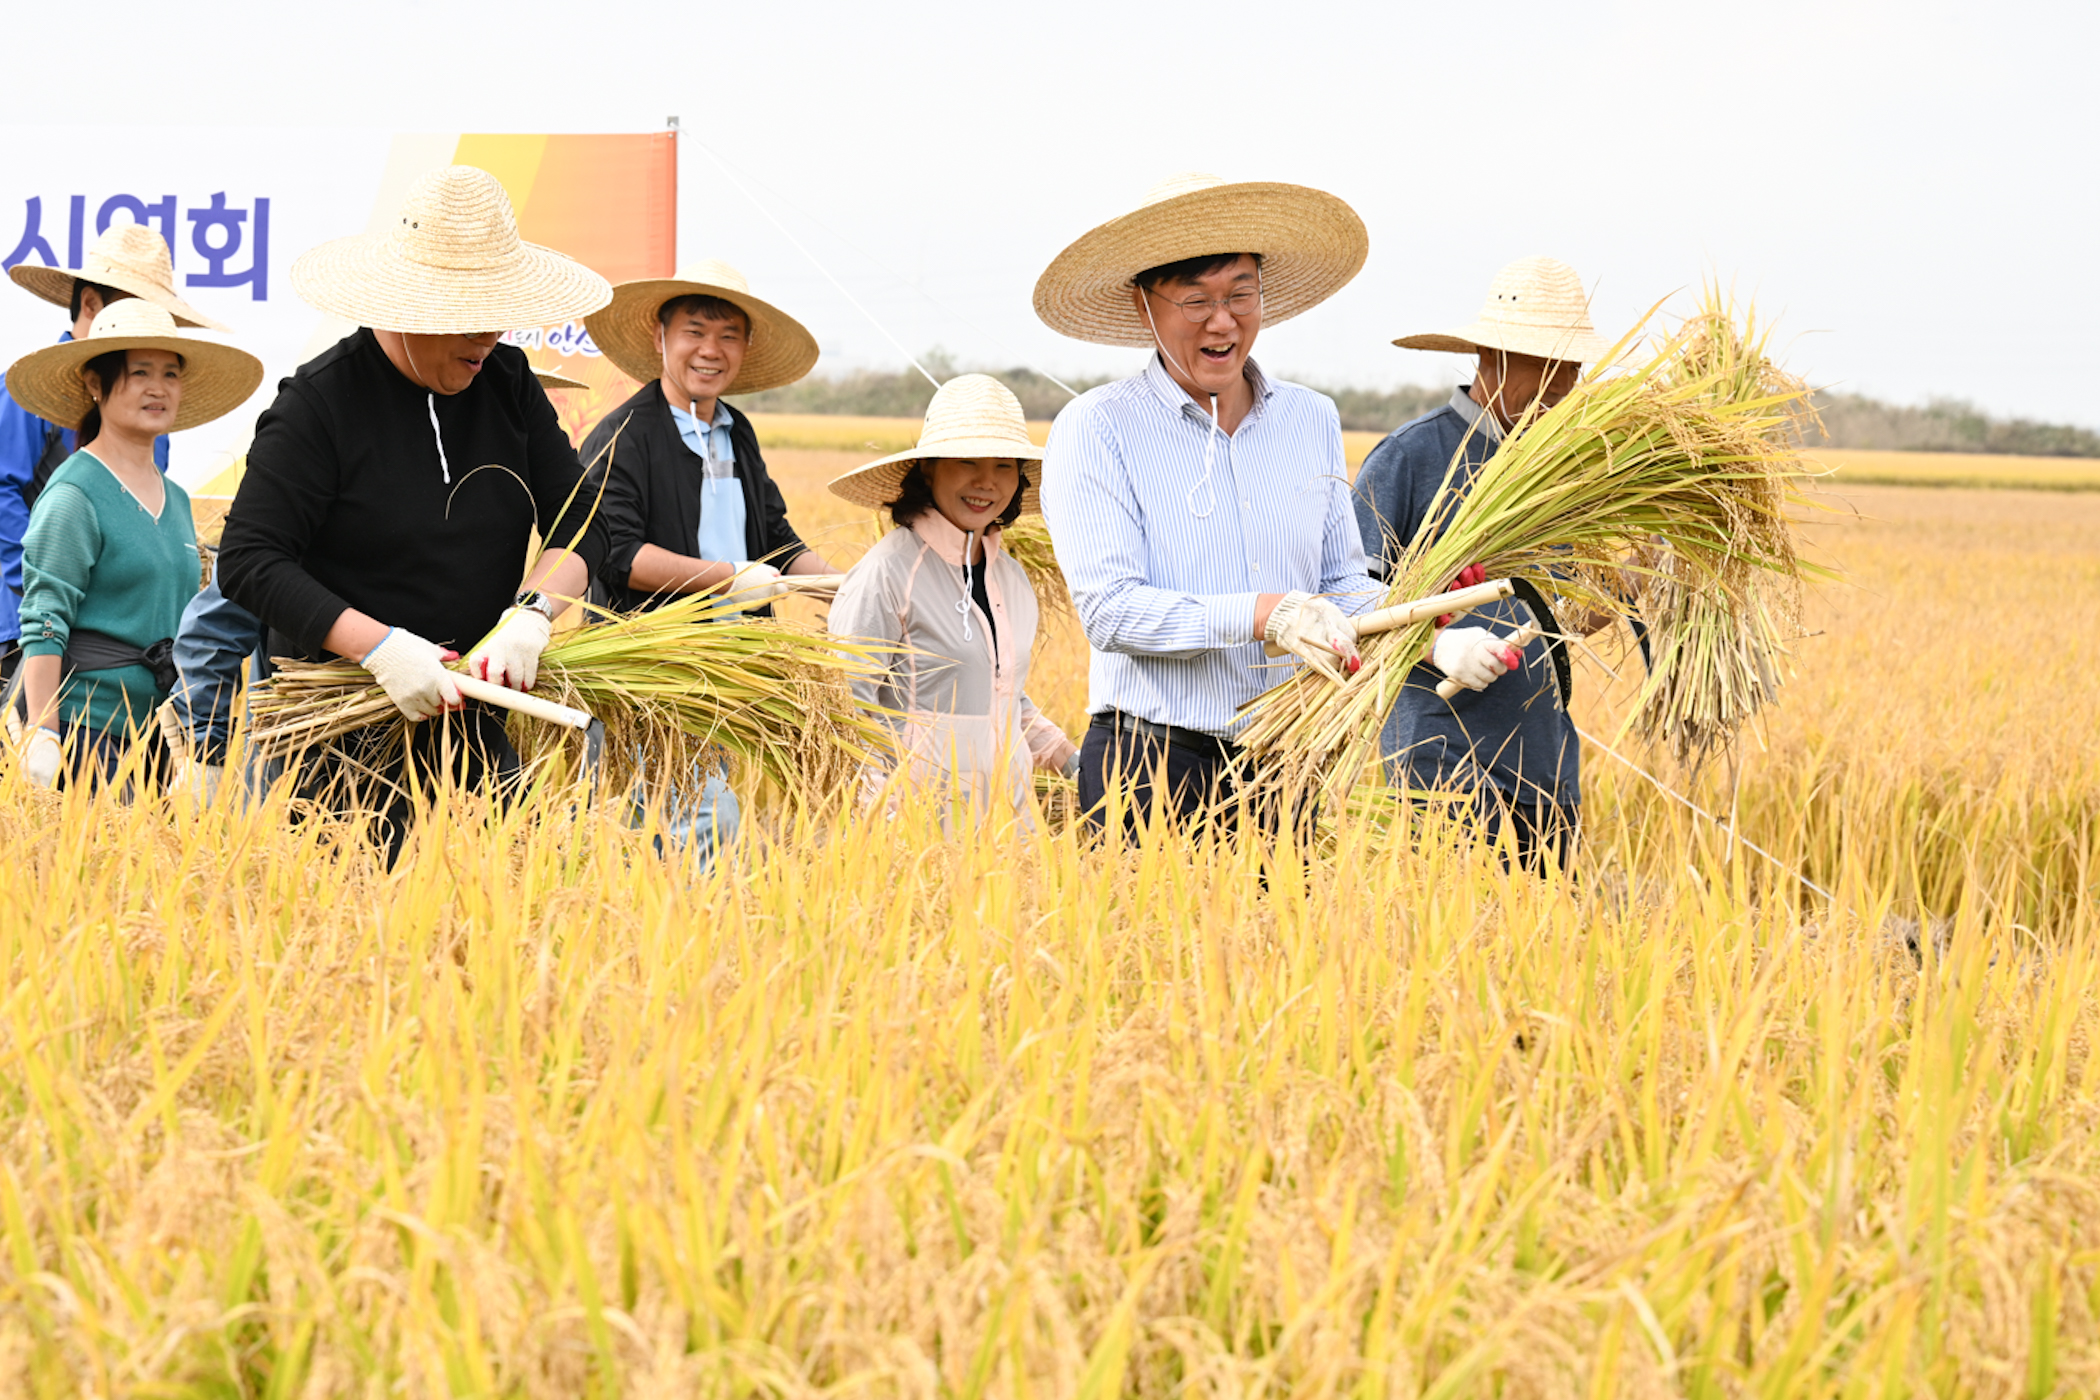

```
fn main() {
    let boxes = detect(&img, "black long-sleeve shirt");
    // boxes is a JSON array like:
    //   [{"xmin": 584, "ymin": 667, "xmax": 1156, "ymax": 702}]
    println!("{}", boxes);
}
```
[
  {"xmin": 219, "ymin": 331, "xmax": 608, "ymax": 660},
  {"xmin": 583, "ymin": 381, "xmax": 808, "ymax": 615}
]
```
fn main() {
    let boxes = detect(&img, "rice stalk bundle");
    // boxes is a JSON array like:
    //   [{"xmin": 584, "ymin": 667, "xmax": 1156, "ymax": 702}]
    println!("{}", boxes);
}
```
[
  {"xmin": 248, "ymin": 591, "xmax": 896, "ymax": 797},
  {"xmin": 1626, "ymin": 300, "xmax": 1818, "ymax": 767},
  {"xmin": 1238, "ymin": 292, "xmax": 1818, "ymax": 788}
]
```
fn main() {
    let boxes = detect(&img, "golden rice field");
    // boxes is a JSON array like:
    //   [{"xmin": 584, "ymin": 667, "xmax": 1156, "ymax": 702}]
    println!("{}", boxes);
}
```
[{"xmin": 3, "ymin": 441, "xmax": 2098, "ymax": 1396}]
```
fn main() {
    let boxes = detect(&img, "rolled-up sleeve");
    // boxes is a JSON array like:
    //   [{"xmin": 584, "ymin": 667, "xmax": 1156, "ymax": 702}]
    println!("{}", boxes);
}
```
[{"xmin": 1043, "ymin": 410, "xmax": 1256, "ymax": 657}]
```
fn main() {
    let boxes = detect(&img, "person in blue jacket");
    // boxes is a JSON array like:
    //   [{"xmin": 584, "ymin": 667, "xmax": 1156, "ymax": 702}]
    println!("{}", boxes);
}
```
[
  {"xmin": 2, "ymin": 224, "xmax": 224, "ymax": 685},
  {"xmin": 1352, "ymin": 256, "xmax": 1620, "ymax": 873}
]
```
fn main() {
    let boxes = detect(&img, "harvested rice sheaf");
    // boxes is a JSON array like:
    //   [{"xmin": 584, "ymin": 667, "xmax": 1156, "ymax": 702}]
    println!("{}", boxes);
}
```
[
  {"xmin": 1240, "ymin": 291, "xmax": 1821, "ymax": 786},
  {"xmin": 248, "ymin": 591, "xmax": 896, "ymax": 798}
]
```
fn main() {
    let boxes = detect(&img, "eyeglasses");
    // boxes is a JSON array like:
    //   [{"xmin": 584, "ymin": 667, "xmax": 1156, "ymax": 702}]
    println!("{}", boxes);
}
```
[{"xmin": 1145, "ymin": 285, "xmax": 1262, "ymax": 323}]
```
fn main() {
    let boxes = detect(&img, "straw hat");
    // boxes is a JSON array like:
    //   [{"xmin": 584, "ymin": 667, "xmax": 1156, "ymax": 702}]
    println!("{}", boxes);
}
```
[
  {"xmin": 585, "ymin": 258, "xmax": 818, "ymax": 394},
  {"xmin": 291, "ymin": 165, "xmax": 612, "ymax": 334},
  {"xmin": 533, "ymin": 369, "xmax": 587, "ymax": 391},
  {"xmin": 828, "ymin": 375, "xmax": 1043, "ymax": 514},
  {"xmin": 3, "ymin": 299, "xmax": 263, "ymax": 433},
  {"xmin": 1395, "ymin": 256, "xmax": 1613, "ymax": 364},
  {"xmin": 8, "ymin": 222, "xmax": 229, "ymax": 331},
  {"xmin": 1033, "ymin": 172, "xmax": 1368, "ymax": 348}
]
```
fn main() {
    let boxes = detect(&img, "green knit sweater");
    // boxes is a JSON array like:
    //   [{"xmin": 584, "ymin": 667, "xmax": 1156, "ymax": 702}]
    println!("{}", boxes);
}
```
[{"xmin": 20, "ymin": 450, "xmax": 199, "ymax": 733}]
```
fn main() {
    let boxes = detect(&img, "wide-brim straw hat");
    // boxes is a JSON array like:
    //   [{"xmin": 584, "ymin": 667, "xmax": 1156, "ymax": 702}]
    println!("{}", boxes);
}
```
[
  {"xmin": 828, "ymin": 374, "xmax": 1044, "ymax": 514},
  {"xmin": 1395, "ymin": 255, "xmax": 1613, "ymax": 364},
  {"xmin": 3, "ymin": 299, "xmax": 263, "ymax": 433},
  {"xmin": 533, "ymin": 369, "xmax": 587, "ymax": 391},
  {"xmin": 585, "ymin": 258, "xmax": 819, "ymax": 394},
  {"xmin": 291, "ymin": 165, "xmax": 612, "ymax": 334},
  {"xmin": 1033, "ymin": 172, "xmax": 1369, "ymax": 348},
  {"xmin": 8, "ymin": 222, "xmax": 229, "ymax": 331}
]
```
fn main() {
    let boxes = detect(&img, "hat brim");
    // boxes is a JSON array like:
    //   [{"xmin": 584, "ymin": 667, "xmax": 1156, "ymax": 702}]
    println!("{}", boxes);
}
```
[
  {"xmin": 291, "ymin": 234, "xmax": 611, "ymax": 335},
  {"xmin": 533, "ymin": 369, "xmax": 588, "ymax": 391},
  {"xmin": 585, "ymin": 277, "xmax": 819, "ymax": 395},
  {"xmin": 3, "ymin": 331, "xmax": 264, "ymax": 432},
  {"xmin": 1394, "ymin": 322, "xmax": 1614, "ymax": 365},
  {"xmin": 8, "ymin": 263, "xmax": 229, "ymax": 331},
  {"xmin": 828, "ymin": 436, "xmax": 1046, "ymax": 514},
  {"xmin": 1033, "ymin": 181, "xmax": 1368, "ymax": 348}
]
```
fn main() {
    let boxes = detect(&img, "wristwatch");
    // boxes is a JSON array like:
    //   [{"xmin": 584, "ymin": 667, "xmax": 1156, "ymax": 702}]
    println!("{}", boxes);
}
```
[{"xmin": 513, "ymin": 589, "xmax": 557, "ymax": 621}]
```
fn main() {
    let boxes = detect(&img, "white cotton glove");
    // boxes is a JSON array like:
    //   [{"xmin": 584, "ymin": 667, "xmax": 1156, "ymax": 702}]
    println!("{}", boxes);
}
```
[
  {"xmin": 1431, "ymin": 625, "xmax": 1522, "ymax": 692},
  {"xmin": 172, "ymin": 758, "xmax": 225, "ymax": 807},
  {"xmin": 360, "ymin": 627, "xmax": 464, "ymax": 721},
  {"xmin": 23, "ymin": 728, "xmax": 62, "ymax": 789},
  {"xmin": 467, "ymin": 606, "xmax": 553, "ymax": 691},
  {"xmin": 1262, "ymin": 591, "xmax": 1362, "ymax": 683},
  {"xmin": 724, "ymin": 561, "xmax": 790, "ymax": 604}
]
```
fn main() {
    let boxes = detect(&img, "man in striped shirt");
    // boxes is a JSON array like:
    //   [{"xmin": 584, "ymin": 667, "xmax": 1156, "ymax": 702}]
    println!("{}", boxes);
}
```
[{"xmin": 1034, "ymin": 173, "xmax": 1380, "ymax": 834}]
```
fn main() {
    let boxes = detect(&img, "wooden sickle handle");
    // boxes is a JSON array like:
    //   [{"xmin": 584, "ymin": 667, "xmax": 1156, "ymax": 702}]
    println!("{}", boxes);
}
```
[
  {"xmin": 454, "ymin": 675, "xmax": 595, "ymax": 730},
  {"xmin": 1434, "ymin": 621, "xmax": 1541, "ymax": 701},
  {"xmin": 1352, "ymin": 578, "xmax": 1515, "ymax": 639}
]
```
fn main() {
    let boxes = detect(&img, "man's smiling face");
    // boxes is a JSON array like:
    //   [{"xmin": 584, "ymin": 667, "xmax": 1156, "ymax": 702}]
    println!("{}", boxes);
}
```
[
  {"xmin": 657, "ymin": 304, "xmax": 749, "ymax": 414},
  {"xmin": 1132, "ymin": 254, "xmax": 1263, "ymax": 401}
]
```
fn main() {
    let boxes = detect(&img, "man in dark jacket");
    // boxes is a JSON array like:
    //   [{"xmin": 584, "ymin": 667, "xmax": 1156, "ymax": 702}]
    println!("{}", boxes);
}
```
[
  {"xmin": 1353, "ymin": 256, "xmax": 1619, "ymax": 873},
  {"xmin": 583, "ymin": 259, "xmax": 835, "ymax": 615},
  {"xmin": 580, "ymin": 260, "xmax": 835, "ymax": 866}
]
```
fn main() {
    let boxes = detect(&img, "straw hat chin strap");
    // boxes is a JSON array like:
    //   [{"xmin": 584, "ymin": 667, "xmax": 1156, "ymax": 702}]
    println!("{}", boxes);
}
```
[
  {"xmin": 1141, "ymin": 293, "xmax": 1221, "ymax": 520},
  {"xmin": 1138, "ymin": 268, "xmax": 1265, "ymax": 521},
  {"xmin": 400, "ymin": 338, "xmax": 452, "ymax": 485}
]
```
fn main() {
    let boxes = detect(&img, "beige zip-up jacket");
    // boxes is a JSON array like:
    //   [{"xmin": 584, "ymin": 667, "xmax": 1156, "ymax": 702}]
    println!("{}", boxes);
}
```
[{"xmin": 829, "ymin": 512, "xmax": 1076, "ymax": 813}]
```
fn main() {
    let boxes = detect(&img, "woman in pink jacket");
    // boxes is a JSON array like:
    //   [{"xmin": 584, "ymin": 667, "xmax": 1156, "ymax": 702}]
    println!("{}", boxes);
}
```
[{"xmin": 827, "ymin": 374, "xmax": 1077, "ymax": 814}]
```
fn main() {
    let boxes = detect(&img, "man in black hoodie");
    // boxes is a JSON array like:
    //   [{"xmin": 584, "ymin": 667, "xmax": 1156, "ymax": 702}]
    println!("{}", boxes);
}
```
[
  {"xmin": 218, "ymin": 166, "xmax": 614, "ymax": 859},
  {"xmin": 583, "ymin": 259, "xmax": 835, "ymax": 614}
]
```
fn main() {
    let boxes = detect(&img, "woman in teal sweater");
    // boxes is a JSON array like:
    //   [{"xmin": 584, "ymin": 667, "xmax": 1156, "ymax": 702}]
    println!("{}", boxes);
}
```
[{"xmin": 6, "ymin": 300, "xmax": 260, "ymax": 788}]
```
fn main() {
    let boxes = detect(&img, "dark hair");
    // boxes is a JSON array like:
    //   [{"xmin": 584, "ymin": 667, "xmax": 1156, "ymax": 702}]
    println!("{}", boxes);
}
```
[
  {"xmin": 657, "ymin": 293, "xmax": 750, "ymax": 337},
  {"xmin": 887, "ymin": 461, "xmax": 1031, "ymax": 531},
  {"xmin": 1133, "ymin": 251, "xmax": 1262, "ymax": 294},
  {"xmin": 68, "ymin": 279, "xmax": 122, "ymax": 320},
  {"xmin": 76, "ymin": 347, "xmax": 182, "ymax": 447}
]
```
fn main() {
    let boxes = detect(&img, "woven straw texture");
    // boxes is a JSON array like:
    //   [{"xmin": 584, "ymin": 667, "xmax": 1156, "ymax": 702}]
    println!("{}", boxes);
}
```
[
  {"xmin": 829, "ymin": 375, "xmax": 1044, "ymax": 513},
  {"xmin": 291, "ymin": 166, "xmax": 611, "ymax": 335},
  {"xmin": 1394, "ymin": 255, "xmax": 1613, "ymax": 363},
  {"xmin": 586, "ymin": 259, "xmax": 819, "ymax": 394},
  {"xmin": 533, "ymin": 369, "xmax": 587, "ymax": 391},
  {"xmin": 3, "ymin": 300, "xmax": 263, "ymax": 433},
  {"xmin": 8, "ymin": 223, "xmax": 228, "ymax": 331},
  {"xmin": 1033, "ymin": 172, "xmax": 1368, "ymax": 348}
]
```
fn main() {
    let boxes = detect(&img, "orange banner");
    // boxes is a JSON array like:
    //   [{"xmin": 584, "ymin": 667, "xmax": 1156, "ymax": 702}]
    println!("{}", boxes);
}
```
[{"xmin": 460, "ymin": 131, "xmax": 677, "ymax": 444}]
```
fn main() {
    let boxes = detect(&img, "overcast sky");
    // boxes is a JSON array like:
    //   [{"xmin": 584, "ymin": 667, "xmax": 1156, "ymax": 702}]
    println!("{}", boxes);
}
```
[{"xmin": 5, "ymin": 0, "xmax": 2094, "ymax": 426}]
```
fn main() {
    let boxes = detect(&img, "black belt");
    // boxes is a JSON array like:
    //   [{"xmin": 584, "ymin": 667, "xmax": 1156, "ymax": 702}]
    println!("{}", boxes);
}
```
[{"xmin": 1093, "ymin": 710, "xmax": 1239, "ymax": 757}]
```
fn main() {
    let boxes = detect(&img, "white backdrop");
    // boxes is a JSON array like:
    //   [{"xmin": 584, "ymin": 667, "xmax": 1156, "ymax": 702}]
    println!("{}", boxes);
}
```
[{"xmin": 0, "ymin": 130, "xmax": 471, "ymax": 493}]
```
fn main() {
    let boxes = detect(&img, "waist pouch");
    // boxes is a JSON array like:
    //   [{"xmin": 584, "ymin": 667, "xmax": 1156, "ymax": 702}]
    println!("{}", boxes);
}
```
[{"xmin": 64, "ymin": 629, "xmax": 179, "ymax": 694}]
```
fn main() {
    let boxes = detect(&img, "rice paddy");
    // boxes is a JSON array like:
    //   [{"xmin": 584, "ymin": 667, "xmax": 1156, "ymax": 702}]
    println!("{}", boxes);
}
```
[{"xmin": 1, "ymin": 447, "xmax": 2096, "ymax": 1395}]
